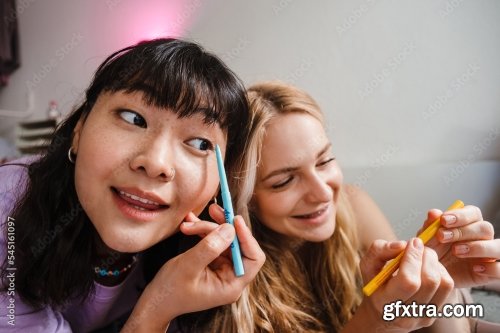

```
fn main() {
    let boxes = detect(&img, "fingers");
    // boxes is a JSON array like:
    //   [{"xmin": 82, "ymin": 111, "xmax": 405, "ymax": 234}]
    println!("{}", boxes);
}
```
[
  {"xmin": 423, "ymin": 205, "xmax": 484, "ymax": 234},
  {"xmin": 437, "ymin": 220, "xmax": 495, "ymax": 243},
  {"xmin": 421, "ymin": 209, "xmax": 443, "ymax": 231},
  {"xmin": 427, "ymin": 263, "xmax": 454, "ymax": 307},
  {"xmin": 384, "ymin": 238, "xmax": 424, "ymax": 300},
  {"xmin": 182, "ymin": 215, "xmax": 265, "ymax": 280},
  {"xmin": 452, "ymin": 239, "xmax": 500, "ymax": 259},
  {"xmin": 402, "ymin": 249, "xmax": 454, "ymax": 328},
  {"xmin": 440, "ymin": 205, "xmax": 483, "ymax": 228},
  {"xmin": 182, "ymin": 223, "xmax": 235, "ymax": 275},
  {"xmin": 180, "ymin": 204, "xmax": 232, "ymax": 237},
  {"xmin": 360, "ymin": 239, "xmax": 407, "ymax": 281},
  {"xmin": 380, "ymin": 240, "xmax": 454, "ymax": 308},
  {"xmin": 208, "ymin": 203, "xmax": 226, "ymax": 225},
  {"xmin": 407, "ymin": 248, "xmax": 453, "ymax": 306},
  {"xmin": 234, "ymin": 215, "xmax": 265, "ymax": 268},
  {"xmin": 180, "ymin": 220, "xmax": 219, "ymax": 236},
  {"xmin": 472, "ymin": 262, "xmax": 500, "ymax": 277},
  {"xmin": 184, "ymin": 211, "xmax": 201, "ymax": 222},
  {"xmin": 234, "ymin": 215, "xmax": 266, "ymax": 283},
  {"xmin": 409, "ymin": 248, "xmax": 441, "ymax": 304}
]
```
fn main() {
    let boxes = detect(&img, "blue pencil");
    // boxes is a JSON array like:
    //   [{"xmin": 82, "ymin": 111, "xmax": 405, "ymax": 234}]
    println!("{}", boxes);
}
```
[{"xmin": 215, "ymin": 144, "xmax": 245, "ymax": 277}]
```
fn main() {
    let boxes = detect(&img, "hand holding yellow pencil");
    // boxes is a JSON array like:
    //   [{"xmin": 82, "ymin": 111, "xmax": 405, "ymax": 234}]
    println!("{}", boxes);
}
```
[{"xmin": 362, "ymin": 200, "xmax": 465, "ymax": 297}]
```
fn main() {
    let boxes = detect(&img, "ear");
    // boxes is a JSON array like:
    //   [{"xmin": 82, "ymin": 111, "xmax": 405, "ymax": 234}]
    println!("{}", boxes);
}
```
[{"xmin": 71, "ymin": 117, "xmax": 85, "ymax": 153}]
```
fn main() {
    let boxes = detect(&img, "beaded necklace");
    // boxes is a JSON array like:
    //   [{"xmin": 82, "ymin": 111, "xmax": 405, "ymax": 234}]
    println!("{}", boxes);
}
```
[{"xmin": 94, "ymin": 254, "xmax": 138, "ymax": 277}]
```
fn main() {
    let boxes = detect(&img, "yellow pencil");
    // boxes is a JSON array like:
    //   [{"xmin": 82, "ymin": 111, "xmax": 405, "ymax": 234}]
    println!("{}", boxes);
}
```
[{"xmin": 362, "ymin": 200, "xmax": 465, "ymax": 297}]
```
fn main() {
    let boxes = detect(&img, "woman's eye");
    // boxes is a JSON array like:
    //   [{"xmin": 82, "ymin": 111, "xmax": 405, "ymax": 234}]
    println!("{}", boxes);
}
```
[
  {"xmin": 271, "ymin": 176, "xmax": 293, "ymax": 189},
  {"xmin": 187, "ymin": 138, "xmax": 214, "ymax": 151},
  {"xmin": 317, "ymin": 157, "xmax": 336, "ymax": 167},
  {"xmin": 119, "ymin": 110, "xmax": 146, "ymax": 128}
]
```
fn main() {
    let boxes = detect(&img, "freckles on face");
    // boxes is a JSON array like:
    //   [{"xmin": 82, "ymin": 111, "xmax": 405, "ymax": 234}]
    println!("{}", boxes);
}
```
[
  {"xmin": 72, "ymin": 91, "xmax": 226, "ymax": 252},
  {"xmin": 253, "ymin": 113, "xmax": 343, "ymax": 242}
]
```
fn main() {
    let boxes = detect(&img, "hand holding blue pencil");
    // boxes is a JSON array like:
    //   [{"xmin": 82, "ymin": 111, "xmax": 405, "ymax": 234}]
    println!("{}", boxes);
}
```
[{"xmin": 215, "ymin": 144, "xmax": 245, "ymax": 277}]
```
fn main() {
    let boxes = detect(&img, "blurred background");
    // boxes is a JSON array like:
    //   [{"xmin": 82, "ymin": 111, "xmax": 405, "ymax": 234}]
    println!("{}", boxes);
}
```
[
  {"xmin": 0, "ymin": 0, "xmax": 499, "ymax": 239},
  {"xmin": 1, "ymin": 0, "xmax": 499, "ymax": 323}
]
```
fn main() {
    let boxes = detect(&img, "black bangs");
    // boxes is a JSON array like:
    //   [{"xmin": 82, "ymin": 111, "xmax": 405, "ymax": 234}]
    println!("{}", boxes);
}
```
[{"xmin": 85, "ymin": 38, "xmax": 244, "ymax": 130}]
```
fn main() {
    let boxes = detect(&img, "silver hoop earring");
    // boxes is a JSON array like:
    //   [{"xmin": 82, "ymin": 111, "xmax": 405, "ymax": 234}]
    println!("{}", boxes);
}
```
[{"xmin": 68, "ymin": 147, "xmax": 76, "ymax": 164}]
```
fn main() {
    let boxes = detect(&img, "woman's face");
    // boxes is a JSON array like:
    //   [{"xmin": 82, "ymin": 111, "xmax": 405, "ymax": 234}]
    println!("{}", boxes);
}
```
[
  {"xmin": 253, "ymin": 113, "xmax": 343, "ymax": 242},
  {"xmin": 72, "ymin": 91, "xmax": 226, "ymax": 252}
]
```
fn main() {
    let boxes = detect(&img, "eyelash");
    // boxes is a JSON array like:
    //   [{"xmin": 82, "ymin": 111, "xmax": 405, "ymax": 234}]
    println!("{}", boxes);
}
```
[
  {"xmin": 186, "ymin": 138, "xmax": 214, "ymax": 152},
  {"xmin": 271, "ymin": 176, "xmax": 293, "ymax": 189},
  {"xmin": 270, "ymin": 157, "xmax": 336, "ymax": 189},
  {"xmin": 118, "ymin": 110, "xmax": 147, "ymax": 128},
  {"xmin": 117, "ymin": 110, "xmax": 215, "ymax": 152},
  {"xmin": 318, "ymin": 157, "xmax": 336, "ymax": 166}
]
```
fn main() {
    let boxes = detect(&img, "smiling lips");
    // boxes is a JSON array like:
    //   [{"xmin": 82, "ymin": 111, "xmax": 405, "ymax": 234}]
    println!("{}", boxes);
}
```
[
  {"xmin": 292, "ymin": 205, "xmax": 329, "ymax": 222},
  {"xmin": 112, "ymin": 187, "xmax": 168, "ymax": 212},
  {"xmin": 118, "ymin": 190, "xmax": 163, "ymax": 210}
]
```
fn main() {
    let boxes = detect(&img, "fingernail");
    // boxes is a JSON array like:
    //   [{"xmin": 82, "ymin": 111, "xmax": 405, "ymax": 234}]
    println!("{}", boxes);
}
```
[
  {"xmin": 454, "ymin": 244, "xmax": 469, "ymax": 255},
  {"xmin": 182, "ymin": 221, "xmax": 195, "ymax": 227},
  {"xmin": 389, "ymin": 241, "xmax": 406, "ymax": 249},
  {"xmin": 442, "ymin": 215, "xmax": 457, "ymax": 226},
  {"xmin": 473, "ymin": 265, "xmax": 485, "ymax": 273},
  {"xmin": 218, "ymin": 224, "xmax": 234, "ymax": 241},
  {"xmin": 412, "ymin": 238, "xmax": 423, "ymax": 250},
  {"xmin": 442, "ymin": 230, "xmax": 454, "ymax": 241}
]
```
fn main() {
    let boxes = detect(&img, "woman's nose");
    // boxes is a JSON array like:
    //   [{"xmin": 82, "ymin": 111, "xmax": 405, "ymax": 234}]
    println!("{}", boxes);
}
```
[
  {"xmin": 304, "ymin": 172, "xmax": 333, "ymax": 204},
  {"xmin": 129, "ymin": 137, "xmax": 175, "ymax": 182}
]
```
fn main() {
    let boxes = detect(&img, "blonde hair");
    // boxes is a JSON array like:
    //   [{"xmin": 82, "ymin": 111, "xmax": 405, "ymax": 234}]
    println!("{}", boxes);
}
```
[{"xmin": 197, "ymin": 81, "xmax": 362, "ymax": 332}]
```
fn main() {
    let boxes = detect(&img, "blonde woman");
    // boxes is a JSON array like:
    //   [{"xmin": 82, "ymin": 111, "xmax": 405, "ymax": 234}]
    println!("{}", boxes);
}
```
[{"xmin": 179, "ymin": 81, "xmax": 499, "ymax": 332}]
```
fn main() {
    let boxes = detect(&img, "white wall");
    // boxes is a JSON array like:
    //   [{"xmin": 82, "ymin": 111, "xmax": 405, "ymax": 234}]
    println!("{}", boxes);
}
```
[{"xmin": 1, "ymin": 0, "xmax": 499, "ymax": 238}]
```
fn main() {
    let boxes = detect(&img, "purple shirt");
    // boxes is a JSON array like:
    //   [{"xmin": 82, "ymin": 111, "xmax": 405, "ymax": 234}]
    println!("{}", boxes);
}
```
[{"xmin": 0, "ymin": 159, "xmax": 147, "ymax": 332}]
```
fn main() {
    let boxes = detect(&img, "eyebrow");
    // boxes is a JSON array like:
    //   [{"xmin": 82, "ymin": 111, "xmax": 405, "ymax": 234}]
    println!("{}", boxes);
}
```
[{"xmin": 261, "ymin": 142, "xmax": 332, "ymax": 182}]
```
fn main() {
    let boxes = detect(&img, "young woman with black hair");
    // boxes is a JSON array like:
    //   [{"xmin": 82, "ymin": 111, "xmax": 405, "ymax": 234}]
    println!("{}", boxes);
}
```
[{"xmin": 0, "ymin": 38, "xmax": 265, "ymax": 332}]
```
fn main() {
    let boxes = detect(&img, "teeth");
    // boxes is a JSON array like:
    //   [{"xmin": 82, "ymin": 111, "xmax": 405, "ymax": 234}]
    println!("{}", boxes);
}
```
[
  {"xmin": 132, "ymin": 205, "xmax": 147, "ymax": 211},
  {"xmin": 119, "ymin": 190, "xmax": 160, "ymax": 206},
  {"xmin": 299, "ymin": 207, "xmax": 326, "ymax": 218}
]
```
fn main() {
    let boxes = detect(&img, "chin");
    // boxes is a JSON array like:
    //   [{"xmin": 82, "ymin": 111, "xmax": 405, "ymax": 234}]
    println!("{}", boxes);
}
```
[
  {"xmin": 305, "ymin": 222, "xmax": 336, "ymax": 243},
  {"xmin": 100, "ymin": 232, "xmax": 151, "ymax": 253}
]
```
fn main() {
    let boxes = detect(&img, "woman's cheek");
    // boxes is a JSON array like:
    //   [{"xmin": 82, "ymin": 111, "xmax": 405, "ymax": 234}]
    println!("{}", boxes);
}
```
[
  {"xmin": 176, "ymin": 158, "xmax": 218, "ymax": 214},
  {"xmin": 257, "ymin": 192, "xmax": 285, "ymax": 221}
]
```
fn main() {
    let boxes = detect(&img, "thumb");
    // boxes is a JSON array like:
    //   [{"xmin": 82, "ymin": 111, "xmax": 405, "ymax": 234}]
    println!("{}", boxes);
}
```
[
  {"xmin": 183, "ymin": 223, "xmax": 235, "ymax": 274},
  {"xmin": 361, "ymin": 239, "xmax": 406, "ymax": 281},
  {"xmin": 421, "ymin": 209, "xmax": 442, "ymax": 230}
]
